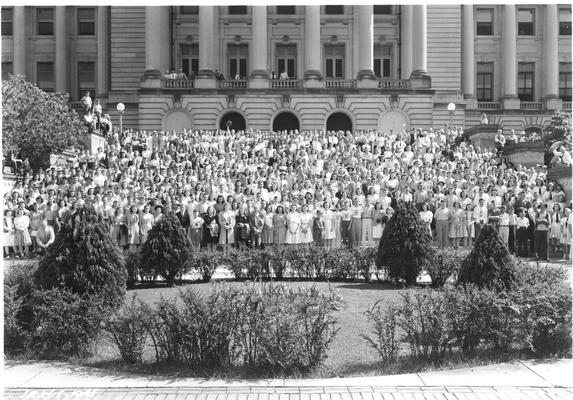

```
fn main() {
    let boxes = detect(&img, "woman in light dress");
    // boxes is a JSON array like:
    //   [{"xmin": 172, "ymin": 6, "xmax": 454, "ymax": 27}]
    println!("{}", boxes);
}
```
[
  {"xmin": 449, "ymin": 201, "xmax": 465, "ymax": 248},
  {"xmin": 464, "ymin": 203, "xmax": 475, "ymax": 248},
  {"xmin": 4, "ymin": 209, "xmax": 15, "ymax": 258},
  {"xmin": 299, "ymin": 204, "xmax": 314, "ymax": 247},
  {"xmin": 332, "ymin": 202, "xmax": 342, "ymax": 248},
  {"xmin": 127, "ymin": 205, "xmax": 141, "ymax": 252},
  {"xmin": 285, "ymin": 205, "xmax": 301, "ymax": 246},
  {"xmin": 218, "ymin": 203, "xmax": 235, "ymax": 252},
  {"xmin": 139, "ymin": 204, "xmax": 154, "ymax": 243},
  {"xmin": 14, "ymin": 209, "xmax": 32, "ymax": 258},
  {"xmin": 549, "ymin": 203, "xmax": 563, "ymax": 253},
  {"xmin": 322, "ymin": 202, "xmax": 336, "ymax": 250}
]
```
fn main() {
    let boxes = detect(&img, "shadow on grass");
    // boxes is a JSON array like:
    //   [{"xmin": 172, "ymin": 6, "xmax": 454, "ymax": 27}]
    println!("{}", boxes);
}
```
[{"xmin": 335, "ymin": 282, "xmax": 405, "ymax": 291}]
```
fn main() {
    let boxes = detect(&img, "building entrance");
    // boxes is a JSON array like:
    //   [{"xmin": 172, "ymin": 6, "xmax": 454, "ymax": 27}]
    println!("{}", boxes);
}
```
[
  {"xmin": 219, "ymin": 111, "xmax": 246, "ymax": 131},
  {"xmin": 272, "ymin": 111, "xmax": 300, "ymax": 132},
  {"xmin": 326, "ymin": 112, "xmax": 353, "ymax": 132}
]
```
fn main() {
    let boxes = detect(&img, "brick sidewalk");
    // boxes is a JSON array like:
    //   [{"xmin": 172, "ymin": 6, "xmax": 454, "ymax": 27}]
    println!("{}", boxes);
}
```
[{"xmin": 4, "ymin": 386, "xmax": 573, "ymax": 400}]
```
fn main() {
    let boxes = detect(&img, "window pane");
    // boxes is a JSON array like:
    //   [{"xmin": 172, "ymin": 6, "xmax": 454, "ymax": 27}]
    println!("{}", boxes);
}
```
[
  {"xmin": 373, "ymin": 5, "xmax": 392, "ymax": 14},
  {"xmin": 182, "ymin": 59, "xmax": 190, "ymax": 76},
  {"xmin": 518, "ymin": 8, "xmax": 534, "ymax": 35},
  {"xmin": 287, "ymin": 59, "xmax": 295, "ymax": 78},
  {"xmin": 37, "ymin": 8, "xmax": 54, "ymax": 35},
  {"xmin": 2, "ymin": 7, "xmax": 13, "ymax": 36},
  {"xmin": 325, "ymin": 5, "xmax": 344, "ymax": 15},
  {"xmin": 476, "ymin": 9, "xmax": 493, "ymax": 35},
  {"xmin": 382, "ymin": 59, "xmax": 391, "ymax": 77},
  {"xmin": 180, "ymin": 6, "xmax": 198, "ymax": 15},
  {"xmin": 2, "ymin": 62, "xmax": 13, "ymax": 80},
  {"xmin": 77, "ymin": 8, "xmax": 95, "ymax": 35},
  {"xmin": 228, "ymin": 6, "xmax": 247, "ymax": 15},
  {"xmin": 277, "ymin": 59, "xmax": 285, "ymax": 75},
  {"xmin": 239, "ymin": 59, "xmax": 247, "ymax": 78},
  {"xmin": 560, "ymin": 8, "xmax": 572, "ymax": 35},
  {"xmin": 37, "ymin": 62, "xmax": 54, "ymax": 91},
  {"xmin": 78, "ymin": 62, "xmax": 95, "ymax": 97},
  {"xmin": 326, "ymin": 59, "xmax": 333, "ymax": 78},
  {"xmin": 276, "ymin": 6, "xmax": 295, "ymax": 14}
]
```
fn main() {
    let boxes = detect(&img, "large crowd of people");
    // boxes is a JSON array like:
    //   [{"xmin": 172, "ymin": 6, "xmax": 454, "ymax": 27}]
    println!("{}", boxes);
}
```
[{"xmin": 3, "ymin": 122, "xmax": 572, "ymax": 262}]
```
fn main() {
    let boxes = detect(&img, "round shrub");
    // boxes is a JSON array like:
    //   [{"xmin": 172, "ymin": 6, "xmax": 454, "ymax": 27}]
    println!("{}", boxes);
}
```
[
  {"xmin": 140, "ymin": 214, "xmax": 192, "ymax": 286},
  {"xmin": 458, "ymin": 225, "xmax": 517, "ymax": 291},
  {"xmin": 106, "ymin": 295, "xmax": 150, "ymax": 363},
  {"xmin": 34, "ymin": 205, "xmax": 127, "ymax": 310},
  {"xmin": 376, "ymin": 200, "xmax": 434, "ymax": 285}
]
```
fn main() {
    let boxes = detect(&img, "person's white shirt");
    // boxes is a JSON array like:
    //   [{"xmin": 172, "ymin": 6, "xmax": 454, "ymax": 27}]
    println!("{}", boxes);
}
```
[
  {"xmin": 473, "ymin": 204, "xmax": 488, "ymax": 223},
  {"xmin": 279, "ymin": 71, "xmax": 289, "ymax": 80}
]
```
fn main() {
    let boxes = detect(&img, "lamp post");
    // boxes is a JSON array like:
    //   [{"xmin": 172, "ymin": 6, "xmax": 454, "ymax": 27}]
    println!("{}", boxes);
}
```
[
  {"xmin": 116, "ymin": 102, "xmax": 125, "ymax": 142},
  {"xmin": 447, "ymin": 102, "xmax": 456, "ymax": 131}
]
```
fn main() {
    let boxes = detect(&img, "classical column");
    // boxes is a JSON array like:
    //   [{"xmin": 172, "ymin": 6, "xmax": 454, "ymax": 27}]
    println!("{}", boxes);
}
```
[
  {"xmin": 400, "ymin": 5, "xmax": 412, "ymax": 80},
  {"xmin": 55, "ymin": 6, "xmax": 68, "ymax": 93},
  {"xmin": 304, "ymin": 6, "xmax": 322, "ymax": 80},
  {"xmin": 96, "ymin": 6, "xmax": 110, "ymax": 97},
  {"xmin": 544, "ymin": 4, "xmax": 559, "ymax": 99},
  {"xmin": 462, "ymin": 5, "xmax": 475, "ymax": 98},
  {"xmin": 144, "ymin": 6, "xmax": 170, "ymax": 78},
  {"xmin": 250, "ymin": 6, "xmax": 268, "ymax": 79},
  {"xmin": 356, "ymin": 5, "xmax": 375, "ymax": 81},
  {"xmin": 503, "ymin": 5, "xmax": 517, "ymax": 99},
  {"xmin": 410, "ymin": 4, "xmax": 428, "ymax": 78},
  {"xmin": 13, "ymin": 6, "xmax": 26, "ymax": 76},
  {"xmin": 198, "ymin": 6, "xmax": 215, "ymax": 77}
]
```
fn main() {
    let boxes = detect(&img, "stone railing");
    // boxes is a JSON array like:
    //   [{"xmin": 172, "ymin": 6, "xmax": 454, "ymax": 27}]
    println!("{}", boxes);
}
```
[
  {"xmin": 563, "ymin": 102, "xmax": 572, "ymax": 110},
  {"xmin": 324, "ymin": 79, "xmax": 356, "ymax": 89},
  {"xmin": 520, "ymin": 101, "xmax": 543, "ymax": 111},
  {"xmin": 477, "ymin": 102, "xmax": 502, "ymax": 110},
  {"xmin": 217, "ymin": 80, "xmax": 248, "ymax": 89},
  {"xmin": 162, "ymin": 79, "xmax": 195, "ymax": 89},
  {"xmin": 270, "ymin": 79, "xmax": 302, "ymax": 89},
  {"xmin": 378, "ymin": 79, "xmax": 409, "ymax": 89},
  {"xmin": 503, "ymin": 141, "xmax": 546, "ymax": 169}
]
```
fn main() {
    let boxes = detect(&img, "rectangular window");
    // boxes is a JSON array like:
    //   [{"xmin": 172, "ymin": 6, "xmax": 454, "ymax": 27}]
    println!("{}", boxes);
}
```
[
  {"xmin": 518, "ymin": 8, "xmax": 535, "ymax": 36},
  {"xmin": 476, "ymin": 62, "xmax": 493, "ymax": 101},
  {"xmin": 374, "ymin": 44, "xmax": 392, "ymax": 78},
  {"xmin": 476, "ymin": 8, "xmax": 493, "ymax": 35},
  {"xmin": 324, "ymin": 44, "xmax": 344, "ymax": 78},
  {"xmin": 228, "ymin": 44, "xmax": 248, "ymax": 79},
  {"xmin": 2, "ymin": 7, "xmax": 13, "ymax": 36},
  {"xmin": 37, "ymin": 8, "xmax": 54, "ymax": 35},
  {"xmin": 37, "ymin": 62, "xmax": 54, "ymax": 92},
  {"xmin": 78, "ymin": 61, "xmax": 95, "ymax": 99},
  {"xmin": 560, "ymin": 8, "xmax": 571, "ymax": 36},
  {"xmin": 373, "ymin": 5, "xmax": 392, "ymax": 15},
  {"xmin": 276, "ymin": 6, "xmax": 296, "ymax": 15},
  {"xmin": 325, "ymin": 5, "xmax": 344, "ymax": 15},
  {"xmin": 518, "ymin": 62, "xmax": 534, "ymax": 101},
  {"xmin": 559, "ymin": 62, "xmax": 572, "ymax": 101},
  {"xmin": 77, "ymin": 8, "xmax": 95, "ymax": 35},
  {"xmin": 276, "ymin": 44, "xmax": 297, "ymax": 79},
  {"xmin": 228, "ymin": 6, "xmax": 248, "ymax": 15},
  {"xmin": 2, "ymin": 62, "xmax": 13, "ymax": 80},
  {"xmin": 180, "ymin": 6, "xmax": 199, "ymax": 15},
  {"xmin": 181, "ymin": 44, "xmax": 199, "ymax": 78}
]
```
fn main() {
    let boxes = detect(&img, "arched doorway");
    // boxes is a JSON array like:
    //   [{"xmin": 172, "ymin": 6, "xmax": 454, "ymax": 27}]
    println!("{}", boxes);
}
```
[
  {"xmin": 163, "ymin": 110, "xmax": 192, "ymax": 132},
  {"xmin": 272, "ymin": 111, "xmax": 300, "ymax": 132},
  {"xmin": 219, "ymin": 111, "xmax": 246, "ymax": 131},
  {"xmin": 326, "ymin": 112, "xmax": 353, "ymax": 132}
]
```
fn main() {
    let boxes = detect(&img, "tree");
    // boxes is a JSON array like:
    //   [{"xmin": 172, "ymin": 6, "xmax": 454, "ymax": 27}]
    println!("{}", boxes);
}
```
[
  {"xmin": 140, "ymin": 214, "xmax": 193, "ymax": 286},
  {"xmin": 34, "ymin": 205, "xmax": 127, "ymax": 310},
  {"xmin": 376, "ymin": 200, "xmax": 435, "ymax": 285},
  {"xmin": 458, "ymin": 224, "xmax": 517, "ymax": 291},
  {"xmin": 2, "ymin": 74, "xmax": 84, "ymax": 170},
  {"xmin": 543, "ymin": 110, "xmax": 572, "ymax": 148}
]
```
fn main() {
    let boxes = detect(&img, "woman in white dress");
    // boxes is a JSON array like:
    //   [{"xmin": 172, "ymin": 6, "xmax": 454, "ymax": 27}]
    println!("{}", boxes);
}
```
[
  {"xmin": 299, "ymin": 204, "xmax": 314, "ymax": 247},
  {"xmin": 549, "ymin": 203, "xmax": 563, "ymax": 253},
  {"xmin": 218, "ymin": 202, "xmax": 236, "ymax": 252},
  {"xmin": 261, "ymin": 204, "xmax": 274, "ymax": 246},
  {"xmin": 464, "ymin": 203, "xmax": 475, "ymax": 248},
  {"xmin": 322, "ymin": 202, "xmax": 336, "ymax": 250},
  {"xmin": 127, "ymin": 205, "xmax": 141, "ymax": 252},
  {"xmin": 371, "ymin": 201, "xmax": 384, "ymax": 243},
  {"xmin": 332, "ymin": 202, "xmax": 342, "ymax": 248},
  {"xmin": 4, "ymin": 209, "xmax": 15, "ymax": 259},
  {"xmin": 285, "ymin": 204, "xmax": 301, "ymax": 246}
]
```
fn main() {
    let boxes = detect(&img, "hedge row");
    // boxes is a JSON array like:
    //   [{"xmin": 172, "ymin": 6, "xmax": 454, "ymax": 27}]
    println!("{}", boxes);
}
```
[{"xmin": 363, "ymin": 262, "xmax": 572, "ymax": 363}]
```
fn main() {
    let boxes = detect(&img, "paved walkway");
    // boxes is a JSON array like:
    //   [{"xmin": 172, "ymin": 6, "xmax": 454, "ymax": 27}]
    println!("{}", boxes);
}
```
[{"xmin": 4, "ymin": 359, "xmax": 572, "ymax": 400}]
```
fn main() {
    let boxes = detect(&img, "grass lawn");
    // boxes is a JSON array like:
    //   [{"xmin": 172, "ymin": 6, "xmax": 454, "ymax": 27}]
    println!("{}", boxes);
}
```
[{"xmin": 86, "ymin": 280, "xmax": 407, "ymax": 378}]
